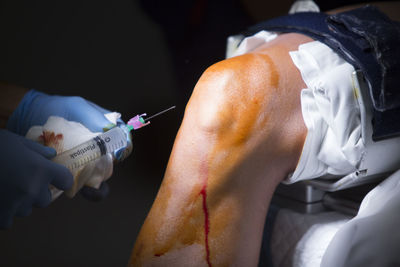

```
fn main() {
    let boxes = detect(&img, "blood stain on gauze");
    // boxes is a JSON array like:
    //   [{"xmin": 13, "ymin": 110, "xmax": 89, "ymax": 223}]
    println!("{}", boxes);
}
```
[{"xmin": 39, "ymin": 131, "xmax": 64, "ymax": 154}]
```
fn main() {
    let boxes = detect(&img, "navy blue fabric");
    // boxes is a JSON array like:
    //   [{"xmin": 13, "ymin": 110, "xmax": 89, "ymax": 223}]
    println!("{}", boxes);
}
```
[
  {"xmin": 243, "ymin": 5, "xmax": 400, "ymax": 140},
  {"xmin": 327, "ymin": 6, "xmax": 400, "ymax": 112}
]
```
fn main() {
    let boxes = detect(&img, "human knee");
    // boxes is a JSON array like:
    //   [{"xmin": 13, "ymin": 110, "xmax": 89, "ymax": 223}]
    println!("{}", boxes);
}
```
[{"xmin": 184, "ymin": 53, "xmax": 279, "ymax": 139}]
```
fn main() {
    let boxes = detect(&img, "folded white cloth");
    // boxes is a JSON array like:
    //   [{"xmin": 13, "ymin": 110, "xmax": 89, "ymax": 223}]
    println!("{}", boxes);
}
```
[
  {"xmin": 288, "ymin": 41, "xmax": 364, "ymax": 183},
  {"xmin": 226, "ymin": 31, "xmax": 365, "ymax": 184},
  {"xmin": 26, "ymin": 113, "xmax": 121, "ymax": 198},
  {"xmin": 226, "ymin": 31, "xmax": 278, "ymax": 58}
]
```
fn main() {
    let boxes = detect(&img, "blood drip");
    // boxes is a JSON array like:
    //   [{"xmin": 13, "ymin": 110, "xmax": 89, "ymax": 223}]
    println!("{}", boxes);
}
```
[{"xmin": 200, "ymin": 184, "xmax": 212, "ymax": 267}]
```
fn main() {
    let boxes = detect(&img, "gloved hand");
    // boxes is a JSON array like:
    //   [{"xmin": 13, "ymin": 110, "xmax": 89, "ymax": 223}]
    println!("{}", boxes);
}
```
[
  {"xmin": 80, "ymin": 182, "xmax": 110, "ymax": 202},
  {"xmin": 7, "ymin": 90, "xmax": 132, "ymax": 202},
  {"xmin": 6, "ymin": 89, "xmax": 113, "ymax": 136},
  {"xmin": 0, "ymin": 129, "xmax": 73, "ymax": 228}
]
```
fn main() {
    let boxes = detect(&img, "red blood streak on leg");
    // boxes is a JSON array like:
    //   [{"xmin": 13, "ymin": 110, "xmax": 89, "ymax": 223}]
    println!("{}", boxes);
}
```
[
  {"xmin": 199, "ymin": 159, "xmax": 212, "ymax": 267},
  {"xmin": 200, "ymin": 184, "xmax": 211, "ymax": 267}
]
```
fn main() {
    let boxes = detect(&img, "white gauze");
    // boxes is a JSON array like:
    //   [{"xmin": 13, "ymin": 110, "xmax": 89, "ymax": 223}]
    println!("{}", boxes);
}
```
[{"xmin": 25, "ymin": 113, "xmax": 121, "ymax": 198}]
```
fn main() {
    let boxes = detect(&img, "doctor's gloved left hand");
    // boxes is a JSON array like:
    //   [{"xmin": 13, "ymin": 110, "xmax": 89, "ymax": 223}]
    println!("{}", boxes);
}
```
[
  {"xmin": 6, "ymin": 89, "xmax": 119, "ymax": 201},
  {"xmin": 0, "ymin": 130, "xmax": 73, "ymax": 229}
]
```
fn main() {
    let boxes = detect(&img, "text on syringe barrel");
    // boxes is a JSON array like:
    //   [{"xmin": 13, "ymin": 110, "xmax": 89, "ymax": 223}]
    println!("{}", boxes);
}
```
[{"xmin": 52, "ymin": 127, "xmax": 128, "ymax": 171}]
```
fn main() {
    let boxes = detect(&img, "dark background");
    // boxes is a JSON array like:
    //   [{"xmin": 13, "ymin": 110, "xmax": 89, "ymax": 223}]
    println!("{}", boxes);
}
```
[{"xmin": 0, "ymin": 0, "xmax": 376, "ymax": 266}]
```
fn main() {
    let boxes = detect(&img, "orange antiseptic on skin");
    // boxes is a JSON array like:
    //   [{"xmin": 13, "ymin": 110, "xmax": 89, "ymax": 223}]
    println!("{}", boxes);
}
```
[
  {"xmin": 206, "ymin": 53, "xmax": 278, "ymax": 185},
  {"xmin": 134, "ymin": 182, "xmax": 205, "ymax": 258},
  {"xmin": 198, "ymin": 52, "xmax": 279, "ymax": 265},
  {"xmin": 132, "ymin": 51, "xmax": 280, "ymax": 265}
]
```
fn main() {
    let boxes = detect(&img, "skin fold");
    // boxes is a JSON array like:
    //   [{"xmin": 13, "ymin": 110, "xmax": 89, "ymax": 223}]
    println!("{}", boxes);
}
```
[{"xmin": 130, "ymin": 33, "xmax": 312, "ymax": 266}]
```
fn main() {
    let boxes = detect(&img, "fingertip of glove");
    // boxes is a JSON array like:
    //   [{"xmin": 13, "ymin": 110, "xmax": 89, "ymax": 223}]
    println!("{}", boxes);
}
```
[
  {"xmin": 34, "ymin": 188, "xmax": 52, "ymax": 208},
  {"xmin": 50, "ymin": 164, "xmax": 73, "ymax": 191},
  {"xmin": 80, "ymin": 182, "xmax": 109, "ymax": 202},
  {"xmin": 62, "ymin": 169, "xmax": 74, "ymax": 191},
  {"xmin": 88, "ymin": 116, "xmax": 114, "ymax": 133},
  {"xmin": 23, "ymin": 138, "xmax": 57, "ymax": 159},
  {"xmin": 44, "ymin": 146, "xmax": 57, "ymax": 159}
]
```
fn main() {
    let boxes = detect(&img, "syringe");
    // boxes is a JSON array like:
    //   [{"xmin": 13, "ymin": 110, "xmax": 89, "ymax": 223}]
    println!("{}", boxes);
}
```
[
  {"xmin": 52, "ymin": 106, "xmax": 176, "ymax": 171},
  {"xmin": 52, "ymin": 126, "xmax": 128, "ymax": 170},
  {"xmin": 126, "ymin": 105, "xmax": 176, "ymax": 131}
]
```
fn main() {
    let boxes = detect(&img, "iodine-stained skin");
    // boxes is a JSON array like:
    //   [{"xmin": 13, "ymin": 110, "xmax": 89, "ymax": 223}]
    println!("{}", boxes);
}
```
[{"xmin": 130, "ymin": 33, "xmax": 312, "ymax": 267}]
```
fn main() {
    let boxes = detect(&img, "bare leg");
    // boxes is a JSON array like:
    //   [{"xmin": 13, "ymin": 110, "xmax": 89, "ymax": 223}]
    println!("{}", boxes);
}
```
[
  {"xmin": 129, "ymin": 33, "xmax": 312, "ymax": 266},
  {"xmin": 129, "ymin": 3, "xmax": 400, "ymax": 266}
]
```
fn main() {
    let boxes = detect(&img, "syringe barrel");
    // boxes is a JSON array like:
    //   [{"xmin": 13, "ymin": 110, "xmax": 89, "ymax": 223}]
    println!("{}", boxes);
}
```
[{"xmin": 52, "ymin": 127, "xmax": 128, "ymax": 171}]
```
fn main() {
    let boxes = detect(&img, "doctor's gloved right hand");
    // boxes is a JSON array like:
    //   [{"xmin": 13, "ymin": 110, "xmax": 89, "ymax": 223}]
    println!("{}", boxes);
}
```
[{"xmin": 0, "ymin": 129, "xmax": 73, "ymax": 229}]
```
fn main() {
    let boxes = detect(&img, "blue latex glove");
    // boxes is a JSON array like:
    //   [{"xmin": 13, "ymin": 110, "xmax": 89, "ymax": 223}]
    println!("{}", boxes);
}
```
[
  {"xmin": 80, "ymin": 182, "xmax": 110, "ymax": 202},
  {"xmin": 6, "ymin": 89, "xmax": 121, "ymax": 201},
  {"xmin": 0, "ymin": 129, "xmax": 73, "ymax": 228},
  {"xmin": 7, "ymin": 89, "xmax": 113, "ymax": 136}
]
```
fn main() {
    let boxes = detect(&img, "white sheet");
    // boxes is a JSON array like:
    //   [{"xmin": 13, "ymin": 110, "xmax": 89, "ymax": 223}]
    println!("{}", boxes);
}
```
[
  {"xmin": 321, "ymin": 169, "xmax": 400, "ymax": 267},
  {"xmin": 270, "ymin": 209, "xmax": 351, "ymax": 267}
]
